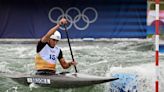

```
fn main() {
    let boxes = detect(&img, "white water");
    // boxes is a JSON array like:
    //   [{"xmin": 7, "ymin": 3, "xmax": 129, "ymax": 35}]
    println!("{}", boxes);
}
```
[{"xmin": 0, "ymin": 39, "xmax": 163, "ymax": 92}]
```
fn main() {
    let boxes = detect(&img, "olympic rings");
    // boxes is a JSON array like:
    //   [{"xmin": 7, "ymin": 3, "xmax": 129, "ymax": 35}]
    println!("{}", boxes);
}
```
[{"xmin": 48, "ymin": 7, "xmax": 98, "ymax": 30}]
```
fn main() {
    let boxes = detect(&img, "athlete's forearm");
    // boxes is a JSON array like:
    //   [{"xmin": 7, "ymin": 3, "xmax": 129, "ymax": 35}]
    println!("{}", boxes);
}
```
[
  {"xmin": 45, "ymin": 24, "xmax": 60, "ymax": 38},
  {"xmin": 59, "ymin": 58, "xmax": 72, "ymax": 69},
  {"xmin": 41, "ymin": 18, "xmax": 67, "ymax": 42},
  {"xmin": 41, "ymin": 24, "xmax": 60, "ymax": 42}
]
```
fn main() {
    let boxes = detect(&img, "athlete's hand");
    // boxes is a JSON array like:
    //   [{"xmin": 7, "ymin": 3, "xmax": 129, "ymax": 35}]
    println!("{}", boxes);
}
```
[
  {"xmin": 59, "ymin": 18, "xmax": 68, "ymax": 25},
  {"xmin": 69, "ymin": 60, "xmax": 77, "ymax": 66}
]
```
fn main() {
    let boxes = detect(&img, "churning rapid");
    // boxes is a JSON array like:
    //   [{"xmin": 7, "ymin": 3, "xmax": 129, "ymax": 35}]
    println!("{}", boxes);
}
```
[{"xmin": 0, "ymin": 39, "xmax": 163, "ymax": 92}]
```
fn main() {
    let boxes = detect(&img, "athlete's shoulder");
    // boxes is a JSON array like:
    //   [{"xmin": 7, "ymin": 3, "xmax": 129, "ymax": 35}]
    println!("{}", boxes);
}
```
[{"xmin": 38, "ymin": 40, "xmax": 48, "ymax": 45}]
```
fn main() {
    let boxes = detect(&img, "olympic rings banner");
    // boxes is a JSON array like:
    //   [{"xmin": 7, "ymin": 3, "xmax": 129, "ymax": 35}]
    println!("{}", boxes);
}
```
[
  {"xmin": 48, "ymin": 7, "xmax": 98, "ymax": 31},
  {"xmin": 0, "ymin": 0, "xmax": 147, "ymax": 38}
]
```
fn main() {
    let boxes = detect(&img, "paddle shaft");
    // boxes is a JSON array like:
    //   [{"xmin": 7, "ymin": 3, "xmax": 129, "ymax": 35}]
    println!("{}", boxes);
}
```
[{"xmin": 64, "ymin": 25, "xmax": 78, "ymax": 73}]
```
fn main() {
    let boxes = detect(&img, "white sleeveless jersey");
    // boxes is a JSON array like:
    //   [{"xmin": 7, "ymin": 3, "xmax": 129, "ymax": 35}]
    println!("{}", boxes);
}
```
[{"xmin": 38, "ymin": 44, "xmax": 61, "ymax": 64}]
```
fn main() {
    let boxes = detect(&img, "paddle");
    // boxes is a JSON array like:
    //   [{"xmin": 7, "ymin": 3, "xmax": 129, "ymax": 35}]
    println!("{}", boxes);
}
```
[{"xmin": 63, "ymin": 25, "xmax": 78, "ymax": 73}]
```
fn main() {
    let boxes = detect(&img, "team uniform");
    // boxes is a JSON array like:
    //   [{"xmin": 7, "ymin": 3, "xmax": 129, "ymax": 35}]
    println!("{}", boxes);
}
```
[{"xmin": 35, "ymin": 41, "xmax": 63, "ymax": 75}]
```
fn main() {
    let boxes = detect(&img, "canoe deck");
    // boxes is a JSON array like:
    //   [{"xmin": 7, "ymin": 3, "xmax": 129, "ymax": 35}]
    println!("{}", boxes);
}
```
[{"xmin": 1, "ymin": 72, "xmax": 119, "ymax": 88}]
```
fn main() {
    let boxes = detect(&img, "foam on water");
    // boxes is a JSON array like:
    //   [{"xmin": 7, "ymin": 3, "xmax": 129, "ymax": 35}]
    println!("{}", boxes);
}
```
[
  {"xmin": 0, "ymin": 39, "xmax": 163, "ymax": 92},
  {"xmin": 0, "ymin": 62, "xmax": 12, "ymax": 74},
  {"xmin": 104, "ymin": 62, "xmax": 164, "ymax": 92}
]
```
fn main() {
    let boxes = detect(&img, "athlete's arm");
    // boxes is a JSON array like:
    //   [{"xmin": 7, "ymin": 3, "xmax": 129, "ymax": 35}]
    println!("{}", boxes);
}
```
[
  {"xmin": 59, "ymin": 58, "xmax": 70, "ymax": 69},
  {"xmin": 58, "ymin": 50, "xmax": 77, "ymax": 69},
  {"xmin": 36, "ymin": 40, "xmax": 47, "ymax": 53},
  {"xmin": 41, "ymin": 18, "xmax": 67, "ymax": 43}
]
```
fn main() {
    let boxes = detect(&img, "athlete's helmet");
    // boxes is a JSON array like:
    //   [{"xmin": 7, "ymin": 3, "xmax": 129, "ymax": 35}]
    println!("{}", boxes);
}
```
[{"xmin": 50, "ymin": 31, "xmax": 61, "ymax": 41}]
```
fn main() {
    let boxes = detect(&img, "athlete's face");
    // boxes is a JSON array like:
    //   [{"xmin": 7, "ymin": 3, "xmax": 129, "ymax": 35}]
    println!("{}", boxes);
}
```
[{"xmin": 50, "ymin": 39, "xmax": 59, "ymax": 47}]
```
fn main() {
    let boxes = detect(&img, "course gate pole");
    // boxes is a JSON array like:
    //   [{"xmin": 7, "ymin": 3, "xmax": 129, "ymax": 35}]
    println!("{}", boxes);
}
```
[{"xmin": 155, "ymin": 0, "xmax": 160, "ymax": 92}]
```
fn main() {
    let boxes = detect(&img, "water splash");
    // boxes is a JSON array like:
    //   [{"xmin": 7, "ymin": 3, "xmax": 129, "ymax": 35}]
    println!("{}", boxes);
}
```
[
  {"xmin": 29, "ymin": 83, "xmax": 40, "ymax": 91},
  {"xmin": 105, "ymin": 63, "xmax": 156, "ymax": 92},
  {"xmin": 5, "ymin": 86, "xmax": 18, "ymax": 92}
]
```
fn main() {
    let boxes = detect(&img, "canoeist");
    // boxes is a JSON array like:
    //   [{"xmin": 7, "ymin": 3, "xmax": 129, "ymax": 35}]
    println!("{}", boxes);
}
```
[{"xmin": 35, "ymin": 18, "xmax": 77, "ymax": 75}]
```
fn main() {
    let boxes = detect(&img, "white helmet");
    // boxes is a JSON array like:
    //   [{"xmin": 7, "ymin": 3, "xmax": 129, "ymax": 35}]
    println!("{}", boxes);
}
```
[{"xmin": 50, "ymin": 31, "xmax": 61, "ymax": 41}]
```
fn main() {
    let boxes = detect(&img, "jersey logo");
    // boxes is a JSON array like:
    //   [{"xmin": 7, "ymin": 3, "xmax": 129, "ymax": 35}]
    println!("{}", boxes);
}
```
[{"xmin": 50, "ymin": 49, "xmax": 55, "ymax": 53}]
